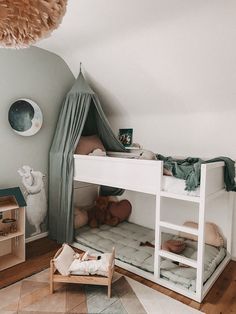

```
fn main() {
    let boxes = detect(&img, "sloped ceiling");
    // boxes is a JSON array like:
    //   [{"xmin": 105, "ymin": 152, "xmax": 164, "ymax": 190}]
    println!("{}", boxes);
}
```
[
  {"xmin": 37, "ymin": 0, "xmax": 236, "ymax": 117},
  {"xmin": 37, "ymin": 0, "xmax": 172, "ymax": 75}
]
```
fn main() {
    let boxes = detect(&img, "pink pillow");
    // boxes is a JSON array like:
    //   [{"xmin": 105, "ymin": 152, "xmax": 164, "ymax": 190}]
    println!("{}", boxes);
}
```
[
  {"xmin": 179, "ymin": 221, "xmax": 224, "ymax": 247},
  {"xmin": 75, "ymin": 135, "xmax": 105, "ymax": 155}
]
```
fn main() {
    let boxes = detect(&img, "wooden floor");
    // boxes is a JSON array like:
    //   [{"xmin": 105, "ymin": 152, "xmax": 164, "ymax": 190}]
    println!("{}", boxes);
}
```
[{"xmin": 0, "ymin": 237, "xmax": 235, "ymax": 314}]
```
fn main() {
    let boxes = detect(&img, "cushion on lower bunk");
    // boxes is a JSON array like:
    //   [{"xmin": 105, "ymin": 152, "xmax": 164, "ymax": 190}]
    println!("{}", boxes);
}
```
[
  {"xmin": 75, "ymin": 221, "xmax": 226, "ymax": 291},
  {"xmin": 75, "ymin": 222, "xmax": 155, "ymax": 272}
]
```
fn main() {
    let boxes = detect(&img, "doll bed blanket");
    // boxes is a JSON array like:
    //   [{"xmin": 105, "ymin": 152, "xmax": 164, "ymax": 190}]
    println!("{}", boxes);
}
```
[
  {"xmin": 75, "ymin": 221, "xmax": 226, "ymax": 291},
  {"xmin": 69, "ymin": 252, "xmax": 112, "ymax": 277}
]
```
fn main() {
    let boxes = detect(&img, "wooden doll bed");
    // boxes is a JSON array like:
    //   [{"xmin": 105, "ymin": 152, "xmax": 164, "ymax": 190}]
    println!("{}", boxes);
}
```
[{"xmin": 50, "ymin": 247, "xmax": 115, "ymax": 298}]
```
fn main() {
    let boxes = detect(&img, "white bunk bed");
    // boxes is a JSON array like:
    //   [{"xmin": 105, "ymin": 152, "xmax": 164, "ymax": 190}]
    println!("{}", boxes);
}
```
[{"xmin": 72, "ymin": 154, "xmax": 234, "ymax": 302}]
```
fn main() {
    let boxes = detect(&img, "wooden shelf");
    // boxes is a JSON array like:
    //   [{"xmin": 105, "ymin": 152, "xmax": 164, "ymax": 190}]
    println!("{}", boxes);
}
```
[
  {"xmin": 0, "ymin": 190, "xmax": 25, "ymax": 271},
  {"xmin": 0, "ymin": 253, "xmax": 24, "ymax": 271},
  {"xmin": 0, "ymin": 231, "xmax": 24, "ymax": 242}
]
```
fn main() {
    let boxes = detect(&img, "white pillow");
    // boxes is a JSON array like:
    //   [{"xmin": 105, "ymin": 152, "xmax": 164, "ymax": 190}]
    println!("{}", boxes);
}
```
[{"xmin": 54, "ymin": 244, "xmax": 75, "ymax": 276}]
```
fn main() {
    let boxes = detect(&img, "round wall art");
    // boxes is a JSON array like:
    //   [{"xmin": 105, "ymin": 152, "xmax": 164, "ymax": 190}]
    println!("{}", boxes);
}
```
[{"xmin": 8, "ymin": 99, "xmax": 43, "ymax": 136}]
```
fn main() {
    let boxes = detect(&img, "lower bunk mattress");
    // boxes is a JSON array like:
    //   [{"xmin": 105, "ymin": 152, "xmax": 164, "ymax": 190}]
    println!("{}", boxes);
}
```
[{"xmin": 75, "ymin": 221, "xmax": 226, "ymax": 291}]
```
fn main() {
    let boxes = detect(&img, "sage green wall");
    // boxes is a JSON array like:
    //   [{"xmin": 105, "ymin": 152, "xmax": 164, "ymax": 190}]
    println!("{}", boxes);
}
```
[{"xmin": 0, "ymin": 46, "xmax": 74, "ymax": 238}]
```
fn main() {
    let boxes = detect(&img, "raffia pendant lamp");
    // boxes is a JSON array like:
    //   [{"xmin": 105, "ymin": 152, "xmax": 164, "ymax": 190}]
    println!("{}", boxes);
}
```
[{"xmin": 0, "ymin": 0, "xmax": 67, "ymax": 48}]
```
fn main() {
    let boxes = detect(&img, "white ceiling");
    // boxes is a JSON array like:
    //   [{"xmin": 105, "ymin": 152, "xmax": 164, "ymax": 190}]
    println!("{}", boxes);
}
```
[
  {"xmin": 37, "ymin": 0, "xmax": 204, "ymax": 76},
  {"xmin": 37, "ymin": 0, "xmax": 236, "ymax": 117}
]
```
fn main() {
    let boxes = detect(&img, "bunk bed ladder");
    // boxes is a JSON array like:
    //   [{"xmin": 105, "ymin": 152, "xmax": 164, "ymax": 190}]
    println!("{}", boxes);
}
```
[
  {"xmin": 226, "ymin": 192, "xmax": 234, "ymax": 255},
  {"xmin": 155, "ymin": 162, "xmax": 208, "ymax": 302},
  {"xmin": 196, "ymin": 164, "xmax": 207, "ymax": 302},
  {"xmin": 154, "ymin": 161, "xmax": 163, "ymax": 281}
]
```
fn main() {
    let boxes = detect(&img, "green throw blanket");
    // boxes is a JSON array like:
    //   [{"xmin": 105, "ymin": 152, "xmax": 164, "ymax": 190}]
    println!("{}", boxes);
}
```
[{"xmin": 157, "ymin": 155, "xmax": 236, "ymax": 192}]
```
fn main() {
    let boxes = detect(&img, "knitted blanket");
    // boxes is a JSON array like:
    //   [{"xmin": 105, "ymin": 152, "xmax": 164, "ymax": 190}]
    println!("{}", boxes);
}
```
[{"xmin": 157, "ymin": 155, "xmax": 236, "ymax": 192}]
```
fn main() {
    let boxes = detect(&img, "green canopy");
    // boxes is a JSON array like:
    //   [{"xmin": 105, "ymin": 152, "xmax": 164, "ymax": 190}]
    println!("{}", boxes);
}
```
[{"xmin": 49, "ymin": 72, "xmax": 125, "ymax": 243}]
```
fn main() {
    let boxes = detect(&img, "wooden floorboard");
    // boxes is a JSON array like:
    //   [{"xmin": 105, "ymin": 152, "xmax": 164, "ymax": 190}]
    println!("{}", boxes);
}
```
[{"xmin": 0, "ymin": 237, "xmax": 235, "ymax": 313}]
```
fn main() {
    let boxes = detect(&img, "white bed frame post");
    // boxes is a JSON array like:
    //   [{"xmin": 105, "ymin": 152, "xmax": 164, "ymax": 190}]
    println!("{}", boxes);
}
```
[
  {"xmin": 154, "ymin": 161, "xmax": 163, "ymax": 281},
  {"xmin": 226, "ymin": 192, "xmax": 234, "ymax": 255},
  {"xmin": 196, "ymin": 164, "xmax": 207, "ymax": 302}
]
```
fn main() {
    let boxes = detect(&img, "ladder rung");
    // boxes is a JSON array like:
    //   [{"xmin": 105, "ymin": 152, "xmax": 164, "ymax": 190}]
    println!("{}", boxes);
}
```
[
  {"xmin": 158, "ymin": 250, "xmax": 197, "ymax": 268},
  {"xmin": 160, "ymin": 191, "xmax": 200, "ymax": 203},
  {"xmin": 206, "ymin": 189, "xmax": 225, "ymax": 202},
  {"xmin": 159, "ymin": 221, "xmax": 198, "ymax": 236}
]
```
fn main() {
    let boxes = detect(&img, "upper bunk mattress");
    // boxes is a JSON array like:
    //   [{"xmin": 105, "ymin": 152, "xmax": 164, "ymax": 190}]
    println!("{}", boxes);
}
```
[
  {"xmin": 75, "ymin": 221, "xmax": 226, "ymax": 291},
  {"xmin": 162, "ymin": 176, "xmax": 200, "ymax": 196}
]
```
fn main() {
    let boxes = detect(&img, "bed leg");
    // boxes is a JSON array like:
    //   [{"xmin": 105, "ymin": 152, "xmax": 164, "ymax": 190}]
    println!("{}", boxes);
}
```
[
  {"xmin": 107, "ymin": 272, "xmax": 113, "ymax": 298},
  {"xmin": 107, "ymin": 247, "xmax": 115, "ymax": 298},
  {"xmin": 50, "ymin": 279, "xmax": 54, "ymax": 294},
  {"xmin": 108, "ymin": 282, "xmax": 111, "ymax": 298},
  {"xmin": 50, "ymin": 260, "xmax": 54, "ymax": 294}
]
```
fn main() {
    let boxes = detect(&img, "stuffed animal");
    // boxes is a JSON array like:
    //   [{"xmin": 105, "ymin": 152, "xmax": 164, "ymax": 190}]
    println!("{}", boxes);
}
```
[
  {"xmin": 162, "ymin": 239, "xmax": 186, "ymax": 253},
  {"xmin": 74, "ymin": 207, "xmax": 88, "ymax": 229},
  {"xmin": 127, "ymin": 143, "xmax": 157, "ymax": 160},
  {"xmin": 87, "ymin": 196, "xmax": 108, "ymax": 228},
  {"xmin": 108, "ymin": 200, "xmax": 132, "ymax": 223},
  {"xmin": 140, "ymin": 240, "xmax": 186, "ymax": 254},
  {"xmin": 137, "ymin": 149, "xmax": 157, "ymax": 160},
  {"xmin": 89, "ymin": 148, "xmax": 106, "ymax": 156},
  {"xmin": 88, "ymin": 196, "xmax": 132, "ymax": 228}
]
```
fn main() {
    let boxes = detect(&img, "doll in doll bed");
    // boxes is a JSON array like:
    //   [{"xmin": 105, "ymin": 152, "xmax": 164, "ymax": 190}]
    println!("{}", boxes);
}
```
[
  {"xmin": 51, "ymin": 244, "xmax": 115, "ymax": 298},
  {"xmin": 53, "ymin": 244, "xmax": 114, "ymax": 277},
  {"xmin": 69, "ymin": 250, "xmax": 112, "ymax": 276}
]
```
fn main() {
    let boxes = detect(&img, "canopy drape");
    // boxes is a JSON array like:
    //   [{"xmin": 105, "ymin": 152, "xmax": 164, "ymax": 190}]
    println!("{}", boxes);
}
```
[{"xmin": 49, "ymin": 72, "xmax": 125, "ymax": 243}]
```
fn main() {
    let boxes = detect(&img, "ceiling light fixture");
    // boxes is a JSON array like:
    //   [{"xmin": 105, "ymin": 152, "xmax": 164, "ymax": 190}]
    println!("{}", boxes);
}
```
[{"xmin": 0, "ymin": 0, "xmax": 67, "ymax": 48}]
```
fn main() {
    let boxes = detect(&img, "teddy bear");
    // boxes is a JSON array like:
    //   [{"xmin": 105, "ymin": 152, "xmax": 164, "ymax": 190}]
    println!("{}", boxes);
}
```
[{"xmin": 88, "ymin": 196, "xmax": 132, "ymax": 228}]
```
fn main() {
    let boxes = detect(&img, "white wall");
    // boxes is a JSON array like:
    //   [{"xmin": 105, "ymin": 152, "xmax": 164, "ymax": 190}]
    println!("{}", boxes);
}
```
[
  {"xmin": 38, "ymin": 0, "xmax": 236, "ymax": 256},
  {"xmin": 0, "ymin": 47, "xmax": 74, "ymax": 237}
]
